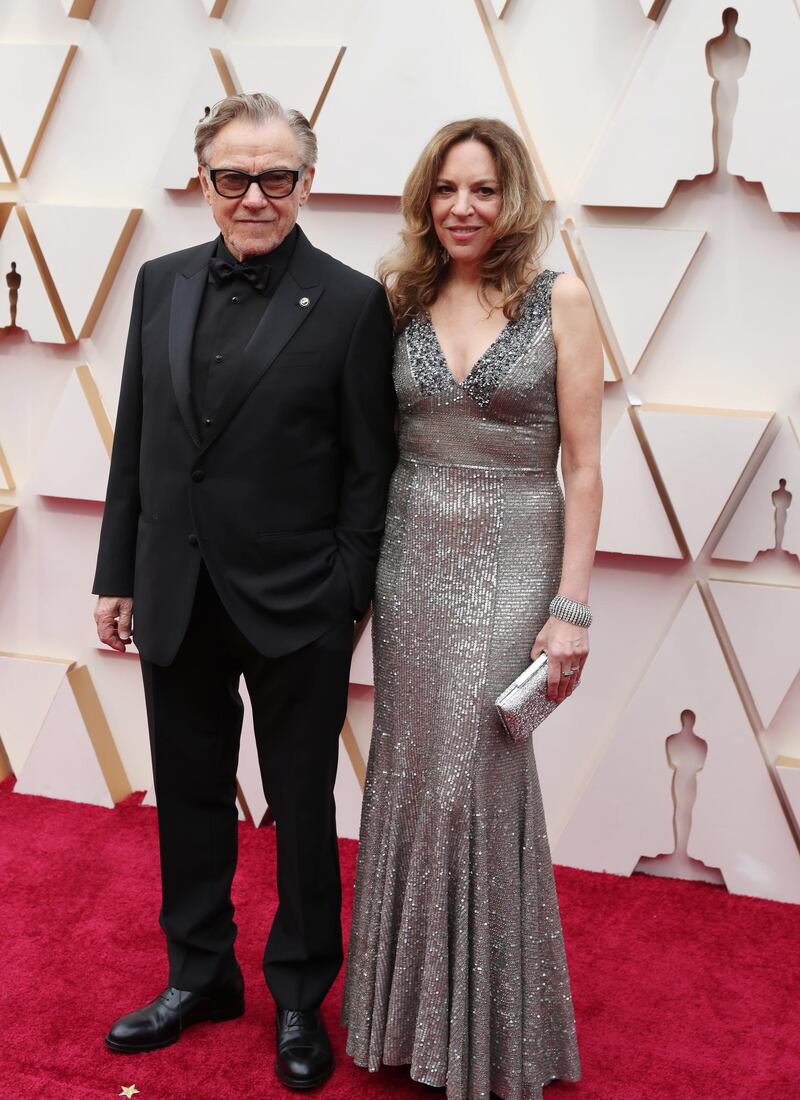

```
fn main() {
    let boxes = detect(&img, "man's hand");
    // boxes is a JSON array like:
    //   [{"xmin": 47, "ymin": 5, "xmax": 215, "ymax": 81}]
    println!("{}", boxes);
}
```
[{"xmin": 94, "ymin": 596, "xmax": 134, "ymax": 653}]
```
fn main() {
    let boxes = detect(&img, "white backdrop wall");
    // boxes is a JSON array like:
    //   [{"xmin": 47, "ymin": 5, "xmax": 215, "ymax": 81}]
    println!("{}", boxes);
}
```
[{"xmin": 1, "ymin": 0, "xmax": 799, "ymax": 903}]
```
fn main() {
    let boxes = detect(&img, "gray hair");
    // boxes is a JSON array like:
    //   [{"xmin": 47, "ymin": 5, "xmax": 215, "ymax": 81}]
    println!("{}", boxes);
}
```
[{"xmin": 194, "ymin": 92, "xmax": 318, "ymax": 167}]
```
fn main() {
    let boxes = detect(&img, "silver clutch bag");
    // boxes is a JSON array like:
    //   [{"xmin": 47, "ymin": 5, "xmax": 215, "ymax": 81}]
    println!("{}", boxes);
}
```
[{"xmin": 495, "ymin": 654, "xmax": 561, "ymax": 742}]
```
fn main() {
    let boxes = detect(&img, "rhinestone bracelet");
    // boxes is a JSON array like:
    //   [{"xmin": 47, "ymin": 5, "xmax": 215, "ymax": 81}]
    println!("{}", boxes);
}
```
[{"xmin": 549, "ymin": 594, "xmax": 592, "ymax": 628}]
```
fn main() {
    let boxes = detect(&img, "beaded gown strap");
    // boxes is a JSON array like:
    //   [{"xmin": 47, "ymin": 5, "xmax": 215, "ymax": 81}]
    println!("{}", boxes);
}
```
[{"xmin": 405, "ymin": 269, "xmax": 561, "ymax": 407}]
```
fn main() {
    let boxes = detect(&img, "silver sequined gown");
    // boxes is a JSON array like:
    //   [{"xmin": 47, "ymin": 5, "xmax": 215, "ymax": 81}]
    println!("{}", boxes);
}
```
[{"xmin": 342, "ymin": 271, "xmax": 581, "ymax": 1100}]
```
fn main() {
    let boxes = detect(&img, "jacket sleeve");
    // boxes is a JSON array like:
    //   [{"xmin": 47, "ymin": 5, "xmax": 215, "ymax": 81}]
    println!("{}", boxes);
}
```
[
  {"xmin": 335, "ymin": 281, "xmax": 398, "ymax": 618},
  {"xmin": 92, "ymin": 263, "xmax": 146, "ymax": 596}
]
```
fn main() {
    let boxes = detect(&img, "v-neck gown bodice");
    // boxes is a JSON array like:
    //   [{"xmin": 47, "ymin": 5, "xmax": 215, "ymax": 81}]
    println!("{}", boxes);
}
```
[{"xmin": 342, "ymin": 271, "xmax": 581, "ymax": 1100}]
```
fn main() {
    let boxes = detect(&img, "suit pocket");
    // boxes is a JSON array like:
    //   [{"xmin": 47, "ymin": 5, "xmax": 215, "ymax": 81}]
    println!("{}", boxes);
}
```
[
  {"xmin": 253, "ymin": 528, "xmax": 350, "ymax": 613},
  {"xmin": 254, "ymin": 528, "xmax": 337, "ymax": 577},
  {"xmin": 255, "ymin": 527, "xmax": 332, "ymax": 544}
]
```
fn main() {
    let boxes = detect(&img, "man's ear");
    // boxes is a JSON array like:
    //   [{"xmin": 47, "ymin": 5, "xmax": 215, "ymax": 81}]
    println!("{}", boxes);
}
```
[
  {"xmin": 298, "ymin": 165, "xmax": 315, "ymax": 207},
  {"xmin": 198, "ymin": 165, "xmax": 212, "ymax": 203}
]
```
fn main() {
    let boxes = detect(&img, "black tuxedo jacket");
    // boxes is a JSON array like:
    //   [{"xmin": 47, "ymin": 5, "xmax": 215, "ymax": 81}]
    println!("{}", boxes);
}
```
[{"xmin": 93, "ymin": 226, "xmax": 397, "ymax": 666}]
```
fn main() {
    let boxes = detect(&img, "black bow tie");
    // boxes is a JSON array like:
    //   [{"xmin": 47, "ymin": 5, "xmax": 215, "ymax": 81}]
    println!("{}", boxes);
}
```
[{"xmin": 208, "ymin": 256, "xmax": 270, "ymax": 294}]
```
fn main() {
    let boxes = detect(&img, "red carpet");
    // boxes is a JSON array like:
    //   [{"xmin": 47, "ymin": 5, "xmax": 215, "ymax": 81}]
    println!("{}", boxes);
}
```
[{"xmin": 2, "ymin": 777, "xmax": 798, "ymax": 1100}]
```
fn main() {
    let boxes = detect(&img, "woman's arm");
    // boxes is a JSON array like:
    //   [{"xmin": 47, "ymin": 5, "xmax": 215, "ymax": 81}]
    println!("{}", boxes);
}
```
[{"xmin": 531, "ymin": 273, "xmax": 603, "ymax": 701}]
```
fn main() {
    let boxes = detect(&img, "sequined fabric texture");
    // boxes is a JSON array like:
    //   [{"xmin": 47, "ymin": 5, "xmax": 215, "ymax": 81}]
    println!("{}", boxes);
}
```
[{"xmin": 342, "ymin": 271, "xmax": 582, "ymax": 1100}]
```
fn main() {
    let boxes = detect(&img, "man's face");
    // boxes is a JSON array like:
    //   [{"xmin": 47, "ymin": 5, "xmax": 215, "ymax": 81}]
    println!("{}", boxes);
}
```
[{"xmin": 198, "ymin": 117, "xmax": 315, "ymax": 260}]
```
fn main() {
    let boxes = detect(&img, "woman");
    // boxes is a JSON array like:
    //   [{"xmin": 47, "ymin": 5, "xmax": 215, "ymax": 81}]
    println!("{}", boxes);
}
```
[{"xmin": 342, "ymin": 118, "xmax": 602, "ymax": 1099}]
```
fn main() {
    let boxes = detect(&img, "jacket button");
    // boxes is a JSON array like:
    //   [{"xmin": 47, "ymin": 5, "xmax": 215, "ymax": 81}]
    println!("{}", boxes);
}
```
[
  {"xmin": 192, "ymin": 470, "xmax": 205, "ymax": 483},
  {"xmin": 203, "ymin": 417, "xmax": 213, "ymax": 427},
  {"xmin": 188, "ymin": 533, "xmax": 199, "ymax": 547}
]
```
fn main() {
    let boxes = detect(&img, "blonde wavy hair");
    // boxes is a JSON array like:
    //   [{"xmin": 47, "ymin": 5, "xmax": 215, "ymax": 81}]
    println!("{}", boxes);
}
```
[{"xmin": 379, "ymin": 118, "xmax": 552, "ymax": 331}]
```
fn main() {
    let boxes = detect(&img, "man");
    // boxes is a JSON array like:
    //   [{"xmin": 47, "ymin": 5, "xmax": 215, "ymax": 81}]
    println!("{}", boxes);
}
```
[{"xmin": 93, "ymin": 93, "xmax": 396, "ymax": 1090}]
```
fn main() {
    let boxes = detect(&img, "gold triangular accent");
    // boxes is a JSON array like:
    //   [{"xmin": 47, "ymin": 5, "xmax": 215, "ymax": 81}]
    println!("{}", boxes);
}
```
[
  {"xmin": 0, "ymin": 736, "xmax": 11, "ymax": 781},
  {"xmin": 79, "ymin": 209, "xmax": 141, "ymax": 339},
  {"xmin": 21, "ymin": 45, "xmax": 77, "ymax": 178},
  {"xmin": 0, "ymin": 504, "xmax": 16, "ymax": 545},
  {"xmin": 472, "ymin": 0, "xmax": 553, "ymax": 199},
  {"xmin": 310, "ymin": 47, "xmax": 346, "ymax": 128},
  {"xmin": 340, "ymin": 718, "xmax": 366, "ymax": 790},
  {"xmin": 67, "ymin": 665, "xmax": 130, "ymax": 803},
  {"xmin": 210, "ymin": 48, "xmax": 236, "ymax": 96},
  {"xmin": 76, "ymin": 364, "xmax": 113, "ymax": 457},
  {"xmin": 0, "ymin": 442, "xmax": 14, "ymax": 492},
  {"xmin": 64, "ymin": 0, "xmax": 97, "ymax": 17}
]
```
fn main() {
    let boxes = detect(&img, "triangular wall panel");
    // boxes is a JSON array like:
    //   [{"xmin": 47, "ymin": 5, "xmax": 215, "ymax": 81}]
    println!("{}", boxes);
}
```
[
  {"xmin": 583, "ymin": 0, "xmax": 794, "ymax": 208},
  {"xmin": 158, "ymin": 44, "xmax": 347, "ymax": 191},
  {"xmin": 14, "ymin": 665, "xmax": 129, "ymax": 807},
  {"xmin": 237, "ymin": 680, "xmax": 269, "ymax": 827},
  {"xmin": 0, "ymin": 653, "xmax": 73, "ymax": 776},
  {"xmin": 155, "ymin": 50, "xmax": 234, "ymax": 190},
  {"xmin": 313, "ymin": 0, "xmax": 522, "ymax": 195},
  {"xmin": 577, "ymin": 226, "xmax": 705, "ymax": 374},
  {"xmin": 350, "ymin": 624, "xmax": 374, "ymax": 687},
  {"xmin": 713, "ymin": 418, "xmax": 800, "ymax": 562},
  {"xmin": 226, "ymin": 45, "xmax": 345, "ymax": 125},
  {"xmin": 597, "ymin": 409, "xmax": 682, "ymax": 558},
  {"xmin": 728, "ymin": 4, "xmax": 800, "ymax": 212},
  {"xmin": 579, "ymin": 4, "xmax": 720, "ymax": 207},
  {"xmin": 709, "ymin": 580, "xmax": 800, "ymax": 729},
  {"xmin": 24, "ymin": 205, "xmax": 141, "ymax": 340},
  {"xmin": 636, "ymin": 405, "xmax": 773, "ymax": 558},
  {"xmin": 29, "ymin": 365, "xmax": 112, "ymax": 502},
  {"xmin": 0, "ymin": 44, "xmax": 77, "ymax": 179},
  {"xmin": 555, "ymin": 585, "xmax": 800, "ymax": 904}
]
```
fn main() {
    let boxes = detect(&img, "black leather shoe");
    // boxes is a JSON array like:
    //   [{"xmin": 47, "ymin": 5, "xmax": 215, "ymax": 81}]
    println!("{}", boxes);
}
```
[
  {"xmin": 104, "ymin": 970, "xmax": 244, "ymax": 1053},
  {"xmin": 275, "ymin": 1008, "xmax": 334, "ymax": 1090}
]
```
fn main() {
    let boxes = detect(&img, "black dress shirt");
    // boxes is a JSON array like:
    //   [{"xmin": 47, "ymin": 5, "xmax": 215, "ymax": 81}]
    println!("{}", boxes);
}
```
[{"xmin": 190, "ymin": 227, "xmax": 298, "ymax": 431}]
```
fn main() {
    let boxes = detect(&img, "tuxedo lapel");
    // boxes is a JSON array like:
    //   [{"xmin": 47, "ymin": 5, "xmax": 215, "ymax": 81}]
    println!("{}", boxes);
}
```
[
  {"xmin": 199, "ymin": 230, "xmax": 325, "ymax": 453},
  {"xmin": 168, "ymin": 241, "xmax": 216, "ymax": 447}
]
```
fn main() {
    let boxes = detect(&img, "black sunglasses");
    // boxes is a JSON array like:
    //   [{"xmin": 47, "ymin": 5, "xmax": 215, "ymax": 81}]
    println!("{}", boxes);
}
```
[{"xmin": 205, "ymin": 166, "xmax": 305, "ymax": 199}]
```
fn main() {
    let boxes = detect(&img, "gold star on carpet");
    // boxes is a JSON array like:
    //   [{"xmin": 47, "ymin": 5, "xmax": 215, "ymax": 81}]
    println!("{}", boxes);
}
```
[{"xmin": 119, "ymin": 1087, "xmax": 140, "ymax": 1098}]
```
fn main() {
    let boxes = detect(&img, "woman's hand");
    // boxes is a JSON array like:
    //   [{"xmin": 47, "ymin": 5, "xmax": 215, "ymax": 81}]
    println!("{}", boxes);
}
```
[{"xmin": 531, "ymin": 617, "xmax": 588, "ymax": 702}]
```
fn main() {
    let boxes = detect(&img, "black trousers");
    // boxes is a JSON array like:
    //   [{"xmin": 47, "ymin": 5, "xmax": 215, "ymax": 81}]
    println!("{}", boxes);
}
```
[{"xmin": 140, "ymin": 564, "xmax": 352, "ymax": 1010}]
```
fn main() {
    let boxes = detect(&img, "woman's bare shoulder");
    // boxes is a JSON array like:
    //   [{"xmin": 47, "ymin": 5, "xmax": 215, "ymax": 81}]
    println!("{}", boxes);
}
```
[{"xmin": 549, "ymin": 271, "xmax": 591, "ymax": 308}]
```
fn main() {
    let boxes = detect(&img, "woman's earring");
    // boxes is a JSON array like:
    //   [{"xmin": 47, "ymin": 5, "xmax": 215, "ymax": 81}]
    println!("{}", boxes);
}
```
[{"xmin": 440, "ymin": 247, "xmax": 450, "ymax": 265}]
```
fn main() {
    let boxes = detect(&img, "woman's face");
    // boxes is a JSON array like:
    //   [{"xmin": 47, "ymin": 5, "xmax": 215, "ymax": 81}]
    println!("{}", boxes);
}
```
[{"xmin": 429, "ymin": 140, "xmax": 502, "ymax": 267}]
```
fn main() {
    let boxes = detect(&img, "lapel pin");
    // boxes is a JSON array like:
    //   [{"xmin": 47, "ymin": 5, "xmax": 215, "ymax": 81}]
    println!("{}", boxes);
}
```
[{"xmin": 298, "ymin": 296, "xmax": 310, "ymax": 308}]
